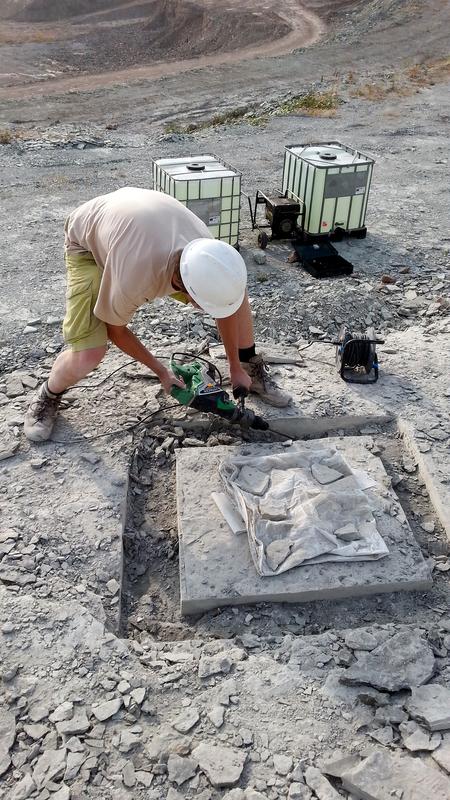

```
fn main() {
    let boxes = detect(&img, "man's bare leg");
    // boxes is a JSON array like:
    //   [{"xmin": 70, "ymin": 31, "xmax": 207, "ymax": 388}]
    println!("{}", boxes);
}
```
[
  {"xmin": 24, "ymin": 345, "xmax": 107, "ymax": 441},
  {"xmin": 47, "ymin": 345, "xmax": 108, "ymax": 394}
]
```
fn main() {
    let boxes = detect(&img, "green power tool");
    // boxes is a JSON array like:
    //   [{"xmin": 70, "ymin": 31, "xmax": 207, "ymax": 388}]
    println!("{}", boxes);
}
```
[{"xmin": 169, "ymin": 353, "xmax": 269, "ymax": 431}]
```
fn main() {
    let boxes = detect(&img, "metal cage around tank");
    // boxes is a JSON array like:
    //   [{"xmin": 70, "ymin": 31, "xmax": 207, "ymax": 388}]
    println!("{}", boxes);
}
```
[
  {"xmin": 152, "ymin": 154, "xmax": 242, "ymax": 246},
  {"xmin": 282, "ymin": 141, "xmax": 374, "ymax": 238}
]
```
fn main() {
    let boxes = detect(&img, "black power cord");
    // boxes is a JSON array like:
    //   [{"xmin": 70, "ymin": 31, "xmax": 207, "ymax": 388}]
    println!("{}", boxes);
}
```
[{"xmin": 50, "ymin": 403, "xmax": 182, "ymax": 445}]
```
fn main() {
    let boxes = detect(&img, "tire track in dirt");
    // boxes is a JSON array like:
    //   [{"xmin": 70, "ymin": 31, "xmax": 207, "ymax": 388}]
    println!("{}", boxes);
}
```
[{"xmin": 0, "ymin": 1, "xmax": 325, "ymax": 100}]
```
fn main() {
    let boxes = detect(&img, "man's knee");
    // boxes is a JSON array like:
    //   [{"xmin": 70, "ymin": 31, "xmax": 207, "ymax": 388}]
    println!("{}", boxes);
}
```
[{"xmin": 72, "ymin": 345, "xmax": 107, "ymax": 374}]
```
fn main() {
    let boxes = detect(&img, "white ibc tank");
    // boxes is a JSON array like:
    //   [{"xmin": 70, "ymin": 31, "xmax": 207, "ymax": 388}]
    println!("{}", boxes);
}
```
[
  {"xmin": 282, "ymin": 141, "xmax": 374, "ymax": 236},
  {"xmin": 152, "ymin": 154, "xmax": 241, "ymax": 245}
]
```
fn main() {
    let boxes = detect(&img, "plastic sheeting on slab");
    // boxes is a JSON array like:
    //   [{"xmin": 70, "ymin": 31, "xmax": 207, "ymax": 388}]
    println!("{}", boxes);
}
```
[{"xmin": 218, "ymin": 445, "xmax": 389, "ymax": 576}]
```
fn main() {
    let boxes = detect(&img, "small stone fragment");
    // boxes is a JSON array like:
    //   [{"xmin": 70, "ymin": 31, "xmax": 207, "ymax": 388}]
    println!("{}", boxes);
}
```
[
  {"xmin": 273, "ymin": 753, "xmax": 293, "ymax": 775},
  {"xmin": 64, "ymin": 751, "xmax": 86, "ymax": 781},
  {"xmin": 193, "ymin": 743, "xmax": 246, "ymax": 788},
  {"xmin": 0, "ymin": 708, "xmax": 16, "ymax": 752},
  {"xmin": 167, "ymin": 754, "xmax": 198, "ymax": 786},
  {"xmin": 208, "ymin": 705, "xmax": 225, "ymax": 728},
  {"xmin": 119, "ymin": 730, "xmax": 141, "ymax": 753},
  {"xmin": 198, "ymin": 649, "xmax": 246, "ymax": 678},
  {"xmin": 23, "ymin": 723, "xmax": 48, "ymax": 740},
  {"xmin": 10, "ymin": 773, "xmax": 36, "ymax": 800},
  {"xmin": 172, "ymin": 707, "xmax": 200, "ymax": 733},
  {"xmin": 344, "ymin": 630, "xmax": 378, "ymax": 651},
  {"xmin": 167, "ymin": 789, "xmax": 184, "ymax": 800},
  {"xmin": 130, "ymin": 687, "xmax": 146, "ymax": 705},
  {"xmin": 106, "ymin": 578, "xmax": 120, "ymax": 595},
  {"xmin": 265, "ymin": 539, "xmax": 291, "ymax": 571},
  {"xmin": 6, "ymin": 375, "xmax": 24, "ymax": 398},
  {"xmin": 49, "ymin": 702, "xmax": 73, "ymax": 724},
  {"xmin": 305, "ymin": 766, "xmax": 342, "ymax": 799},
  {"xmin": 334, "ymin": 524, "xmax": 362, "ymax": 542},
  {"xmin": 56, "ymin": 708, "xmax": 90, "ymax": 736},
  {"xmin": 32, "ymin": 748, "xmax": 67, "ymax": 789},
  {"xmin": 217, "ymin": 678, "xmax": 237, "ymax": 705},
  {"xmin": 289, "ymin": 783, "xmax": 312, "ymax": 799},
  {"xmin": 369, "ymin": 725, "xmax": 394, "ymax": 746},
  {"xmin": 91, "ymin": 697, "xmax": 122, "ymax": 721},
  {"xmin": 432, "ymin": 737, "xmax": 450, "ymax": 774},
  {"xmin": 135, "ymin": 770, "xmax": 153, "ymax": 788},
  {"xmin": 253, "ymin": 250, "xmax": 267, "ymax": 265},
  {"xmin": 123, "ymin": 760, "xmax": 136, "ymax": 787},
  {"xmin": 321, "ymin": 754, "xmax": 361, "ymax": 778},
  {"xmin": 20, "ymin": 373, "xmax": 39, "ymax": 388},
  {"xmin": 311, "ymin": 463, "xmax": 343, "ymax": 485},
  {"xmin": 401, "ymin": 722, "xmax": 441, "ymax": 752}
]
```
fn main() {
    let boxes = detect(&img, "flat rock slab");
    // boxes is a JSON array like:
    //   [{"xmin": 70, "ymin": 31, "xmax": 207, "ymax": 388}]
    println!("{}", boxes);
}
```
[
  {"xmin": 341, "ymin": 750, "xmax": 450, "ymax": 799},
  {"xmin": 176, "ymin": 439, "xmax": 432, "ymax": 614},
  {"xmin": 340, "ymin": 629, "xmax": 435, "ymax": 692},
  {"xmin": 406, "ymin": 684, "xmax": 450, "ymax": 731}
]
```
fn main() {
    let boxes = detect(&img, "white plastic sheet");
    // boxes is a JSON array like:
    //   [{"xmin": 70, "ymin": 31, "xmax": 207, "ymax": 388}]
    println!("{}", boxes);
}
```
[{"xmin": 219, "ymin": 446, "xmax": 389, "ymax": 576}]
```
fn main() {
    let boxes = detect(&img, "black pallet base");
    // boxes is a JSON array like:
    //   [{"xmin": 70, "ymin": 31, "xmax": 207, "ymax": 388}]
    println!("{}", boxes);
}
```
[
  {"xmin": 294, "ymin": 240, "xmax": 353, "ymax": 279},
  {"xmin": 299, "ymin": 226, "xmax": 367, "ymax": 243}
]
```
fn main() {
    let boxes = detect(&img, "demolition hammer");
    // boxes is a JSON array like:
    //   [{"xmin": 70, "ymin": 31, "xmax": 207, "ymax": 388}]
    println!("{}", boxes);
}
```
[{"xmin": 169, "ymin": 353, "xmax": 269, "ymax": 431}]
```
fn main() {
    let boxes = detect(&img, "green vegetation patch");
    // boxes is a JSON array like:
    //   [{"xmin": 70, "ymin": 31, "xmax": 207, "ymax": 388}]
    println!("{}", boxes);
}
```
[{"xmin": 163, "ymin": 91, "xmax": 340, "ymax": 135}]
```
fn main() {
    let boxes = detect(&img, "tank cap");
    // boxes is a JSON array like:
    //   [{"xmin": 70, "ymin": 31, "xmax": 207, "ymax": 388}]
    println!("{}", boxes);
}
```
[
  {"xmin": 318, "ymin": 151, "xmax": 337, "ymax": 160},
  {"xmin": 187, "ymin": 162, "xmax": 206, "ymax": 171}
]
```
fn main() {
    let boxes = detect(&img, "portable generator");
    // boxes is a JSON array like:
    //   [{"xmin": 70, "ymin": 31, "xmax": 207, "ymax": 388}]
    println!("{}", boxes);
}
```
[{"xmin": 248, "ymin": 189, "xmax": 303, "ymax": 249}]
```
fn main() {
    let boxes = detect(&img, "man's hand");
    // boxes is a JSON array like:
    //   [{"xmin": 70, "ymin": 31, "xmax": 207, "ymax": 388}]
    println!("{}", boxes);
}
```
[
  {"xmin": 230, "ymin": 365, "xmax": 252, "ymax": 393},
  {"xmin": 157, "ymin": 366, "xmax": 185, "ymax": 395}
]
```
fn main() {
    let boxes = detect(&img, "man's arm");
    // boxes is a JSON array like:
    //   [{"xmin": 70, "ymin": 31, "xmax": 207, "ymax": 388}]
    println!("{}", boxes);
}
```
[
  {"xmin": 106, "ymin": 324, "xmax": 183, "ymax": 393},
  {"xmin": 215, "ymin": 314, "xmax": 252, "ymax": 392}
]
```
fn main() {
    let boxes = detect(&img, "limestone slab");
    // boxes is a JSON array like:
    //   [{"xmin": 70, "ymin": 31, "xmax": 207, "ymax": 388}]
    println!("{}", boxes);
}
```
[
  {"xmin": 176, "ymin": 439, "xmax": 432, "ymax": 614},
  {"xmin": 340, "ymin": 629, "xmax": 435, "ymax": 692},
  {"xmin": 341, "ymin": 750, "xmax": 450, "ymax": 799},
  {"xmin": 406, "ymin": 684, "xmax": 450, "ymax": 731}
]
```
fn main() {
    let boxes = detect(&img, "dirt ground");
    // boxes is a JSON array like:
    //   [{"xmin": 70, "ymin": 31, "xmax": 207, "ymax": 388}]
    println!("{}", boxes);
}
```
[{"xmin": 1, "ymin": 1, "xmax": 450, "ymax": 799}]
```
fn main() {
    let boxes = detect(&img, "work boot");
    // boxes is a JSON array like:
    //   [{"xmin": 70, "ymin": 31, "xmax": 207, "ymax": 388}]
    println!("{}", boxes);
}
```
[
  {"xmin": 24, "ymin": 382, "xmax": 62, "ymax": 442},
  {"xmin": 241, "ymin": 354, "xmax": 292, "ymax": 407}
]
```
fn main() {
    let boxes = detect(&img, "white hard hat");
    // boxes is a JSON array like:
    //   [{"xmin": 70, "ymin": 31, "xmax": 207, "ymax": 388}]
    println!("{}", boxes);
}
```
[{"xmin": 180, "ymin": 238, "xmax": 247, "ymax": 318}]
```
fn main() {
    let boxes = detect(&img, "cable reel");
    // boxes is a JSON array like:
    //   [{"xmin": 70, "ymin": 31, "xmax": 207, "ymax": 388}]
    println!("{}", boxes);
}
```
[{"xmin": 335, "ymin": 326, "xmax": 383, "ymax": 384}]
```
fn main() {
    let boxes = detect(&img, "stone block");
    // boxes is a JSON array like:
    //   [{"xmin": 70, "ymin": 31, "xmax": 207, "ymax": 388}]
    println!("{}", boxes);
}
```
[{"xmin": 176, "ymin": 439, "xmax": 431, "ymax": 614}]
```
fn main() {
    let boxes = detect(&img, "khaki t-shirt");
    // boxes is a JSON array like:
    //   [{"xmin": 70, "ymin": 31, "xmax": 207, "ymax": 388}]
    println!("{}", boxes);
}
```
[{"xmin": 64, "ymin": 187, "xmax": 212, "ymax": 325}]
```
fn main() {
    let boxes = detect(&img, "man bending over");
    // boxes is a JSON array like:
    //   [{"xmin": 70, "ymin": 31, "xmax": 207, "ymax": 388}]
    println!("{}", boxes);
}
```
[{"xmin": 24, "ymin": 187, "xmax": 291, "ymax": 441}]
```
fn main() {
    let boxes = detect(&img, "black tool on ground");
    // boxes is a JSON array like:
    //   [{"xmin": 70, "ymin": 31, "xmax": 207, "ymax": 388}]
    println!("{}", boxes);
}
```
[
  {"xmin": 248, "ymin": 189, "xmax": 305, "ymax": 249},
  {"xmin": 170, "ymin": 353, "xmax": 269, "ymax": 430},
  {"xmin": 310, "ymin": 326, "xmax": 384, "ymax": 383},
  {"xmin": 336, "ymin": 326, "xmax": 383, "ymax": 383},
  {"xmin": 293, "ymin": 239, "xmax": 353, "ymax": 278}
]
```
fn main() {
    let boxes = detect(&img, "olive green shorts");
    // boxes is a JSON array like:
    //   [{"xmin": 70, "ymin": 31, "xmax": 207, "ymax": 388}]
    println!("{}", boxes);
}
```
[{"xmin": 62, "ymin": 252, "xmax": 108, "ymax": 352}]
